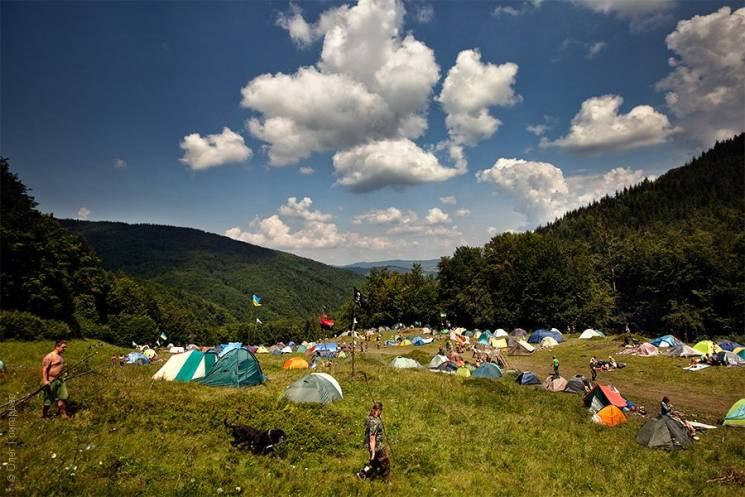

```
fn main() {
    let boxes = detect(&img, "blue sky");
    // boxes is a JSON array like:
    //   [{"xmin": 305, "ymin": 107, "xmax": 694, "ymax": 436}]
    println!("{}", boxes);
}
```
[{"xmin": 2, "ymin": 1, "xmax": 743, "ymax": 264}]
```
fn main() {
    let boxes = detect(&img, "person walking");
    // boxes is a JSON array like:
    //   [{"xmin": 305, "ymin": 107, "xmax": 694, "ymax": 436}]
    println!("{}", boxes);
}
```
[
  {"xmin": 357, "ymin": 402, "xmax": 390, "ymax": 483},
  {"xmin": 41, "ymin": 339, "xmax": 70, "ymax": 419},
  {"xmin": 552, "ymin": 356, "xmax": 560, "ymax": 377},
  {"xmin": 590, "ymin": 356, "xmax": 598, "ymax": 381}
]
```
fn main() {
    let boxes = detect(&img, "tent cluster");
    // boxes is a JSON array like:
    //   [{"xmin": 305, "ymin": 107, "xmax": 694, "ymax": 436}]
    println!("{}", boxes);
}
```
[{"xmin": 620, "ymin": 335, "xmax": 745, "ymax": 367}]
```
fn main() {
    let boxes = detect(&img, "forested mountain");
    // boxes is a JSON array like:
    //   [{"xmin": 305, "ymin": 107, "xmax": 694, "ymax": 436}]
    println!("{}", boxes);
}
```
[
  {"xmin": 341, "ymin": 259, "xmax": 440, "ymax": 276},
  {"xmin": 61, "ymin": 220, "xmax": 363, "ymax": 322},
  {"xmin": 354, "ymin": 135, "xmax": 744, "ymax": 342}
]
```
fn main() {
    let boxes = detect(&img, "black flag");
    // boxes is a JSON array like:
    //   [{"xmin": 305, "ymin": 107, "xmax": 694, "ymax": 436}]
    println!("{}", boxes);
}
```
[{"xmin": 353, "ymin": 287, "xmax": 365, "ymax": 307}]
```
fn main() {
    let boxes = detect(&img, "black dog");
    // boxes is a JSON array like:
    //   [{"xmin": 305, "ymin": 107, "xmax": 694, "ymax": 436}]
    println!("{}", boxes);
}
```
[{"xmin": 224, "ymin": 419, "xmax": 286, "ymax": 455}]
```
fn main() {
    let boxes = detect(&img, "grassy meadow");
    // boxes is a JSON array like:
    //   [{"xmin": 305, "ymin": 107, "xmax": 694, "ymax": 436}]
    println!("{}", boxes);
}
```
[{"xmin": 1, "ymin": 336, "xmax": 744, "ymax": 497}]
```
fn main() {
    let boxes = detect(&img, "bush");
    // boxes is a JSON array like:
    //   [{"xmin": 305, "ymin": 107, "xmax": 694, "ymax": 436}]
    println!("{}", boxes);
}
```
[{"xmin": 0, "ymin": 310, "xmax": 72, "ymax": 340}]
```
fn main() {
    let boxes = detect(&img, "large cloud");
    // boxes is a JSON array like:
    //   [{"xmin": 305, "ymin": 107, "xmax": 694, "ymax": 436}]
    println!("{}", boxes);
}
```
[
  {"xmin": 332, "ymin": 138, "xmax": 465, "ymax": 192},
  {"xmin": 541, "ymin": 95, "xmax": 677, "ymax": 153},
  {"xmin": 437, "ymin": 49, "xmax": 520, "ymax": 146},
  {"xmin": 179, "ymin": 127, "xmax": 252, "ymax": 170},
  {"xmin": 352, "ymin": 205, "xmax": 461, "ymax": 237},
  {"xmin": 476, "ymin": 157, "xmax": 649, "ymax": 225},
  {"xmin": 656, "ymin": 6, "xmax": 745, "ymax": 146},
  {"xmin": 243, "ymin": 0, "xmax": 440, "ymax": 168}
]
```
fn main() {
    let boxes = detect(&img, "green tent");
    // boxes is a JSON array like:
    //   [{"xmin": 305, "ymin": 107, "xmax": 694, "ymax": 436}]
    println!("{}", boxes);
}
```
[
  {"xmin": 283, "ymin": 373, "xmax": 343, "ymax": 405},
  {"xmin": 390, "ymin": 356, "xmax": 421, "ymax": 369},
  {"xmin": 455, "ymin": 365, "xmax": 471, "ymax": 377},
  {"xmin": 723, "ymin": 399, "xmax": 745, "ymax": 427},
  {"xmin": 198, "ymin": 348, "xmax": 266, "ymax": 387},
  {"xmin": 296, "ymin": 344, "xmax": 308, "ymax": 353},
  {"xmin": 636, "ymin": 415, "xmax": 692, "ymax": 450}
]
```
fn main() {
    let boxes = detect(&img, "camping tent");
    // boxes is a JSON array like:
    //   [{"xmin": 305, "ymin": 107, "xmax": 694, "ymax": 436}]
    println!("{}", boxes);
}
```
[
  {"xmin": 314, "ymin": 343, "xmax": 338, "ymax": 353},
  {"xmin": 152, "ymin": 349, "xmax": 217, "ymax": 382},
  {"xmin": 125, "ymin": 352, "xmax": 149, "ymax": 365},
  {"xmin": 636, "ymin": 415, "xmax": 692, "ymax": 450},
  {"xmin": 296, "ymin": 344, "xmax": 308, "ymax": 353},
  {"xmin": 283, "ymin": 373, "xmax": 343, "ymax": 405},
  {"xmin": 723, "ymin": 399, "xmax": 745, "ymax": 427},
  {"xmin": 637, "ymin": 343, "xmax": 659, "ymax": 356},
  {"xmin": 540, "ymin": 337, "xmax": 559, "ymax": 348},
  {"xmin": 255, "ymin": 346, "xmax": 269, "ymax": 354},
  {"xmin": 495, "ymin": 329, "xmax": 508, "ymax": 337},
  {"xmin": 472, "ymin": 363, "xmax": 502, "ymax": 379},
  {"xmin": 650, "ymin": 335, "xmax": 682, "ymax": 348},
  {"xmin": 198, "ymin": 348, "xmax": 266, "ymax": 387},
  {"xmin": 718, "ymin": 340, "xmax": 743, "ymax": 352},
  {"xmin": 528, "ymin": 329, "xmax": 564, "ymax": 344},
  {"xmin": 593, "ymin": 405, "xmax": 627, "ymax": 427},
  {"xmin": 584, "ymin": 384, "xmax": 627, "ymax": 412},
  {"xmin": 717, "ymin": 351, "xmax": 745, "ymax": 366},
  {"xmin": 283, "ymin": 357, "xmax": 309, "ymax": 369},
  {"xmin": 428, "ymin": 354, "xmax": 449, "ymax": 369},
  {"xmin": 337, "ymin": 351, "xmax": 347, "ymax": 358},
  {"xmin": 390, "ymin": 356, "xmax": 421, "ymax": 369},
  {"xmin": 508, "ymin": 340, "xmax": 534, "ymax": 356},
  {"xmin": 280, "ymin": 346, "xmax": 293, "ymax": 354},
  {"xmin": 737, "ymin": 349, "xmax": 745, "ymax": 361},
  {"xmin": 169, "ymin": 346, "xmax": 185, "ymax": 354},
  {"xmin": 490, "ymin": 337, "xmax": 508, "ymax": 349},
  {"xmin": 666, "ymin": 344, "xmax": 703, "ymax": 358},
  {"xmin": 564, "ymin": 375, "xmax": 589, "ymax": 394},
  {"xmin": 218, "ymin": 342, "xmax": 243, "ymax": 357},
  {"xmin": 431, "ymin": 361, "xmax": 458, "ymax": 374},
  {"xmin": 455, "ymin": 365, "xmax": 471, "ymax": 377},
  {"xmin": 478, "ymin": 335, "xmax": 490, "ymax": 345},
  {"xmin": 692, "ymin": 340, "xmax": 722, "ymax": 356},
  {"xmin": 515, "ymin": 371, "xmax": 540, "ymax": 385},
  {"xmin": 543, "ymin": 376, "xmax": 568, "ymax": 392},
  {"xmin": 579, "ymin": 329, "xmax": 604, "ymax": 339},
  {"xmin": 142, "ymin": 348, "xmax": 157, "ymax": 360},
  {"xmin": 511, "ymin": 328, "xmax": 528, "ymax": 338}
]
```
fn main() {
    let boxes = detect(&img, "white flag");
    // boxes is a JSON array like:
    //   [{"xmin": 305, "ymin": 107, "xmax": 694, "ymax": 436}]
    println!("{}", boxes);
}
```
[{"xmin": 353, "ymin": 317, "xmax": 358, "ymax": 325}]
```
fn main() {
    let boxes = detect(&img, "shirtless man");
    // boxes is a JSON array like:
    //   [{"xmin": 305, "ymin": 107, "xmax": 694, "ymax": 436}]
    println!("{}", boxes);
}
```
[{"xmin": 41, "ymin": 340, "xmax": 69, "ymax": 419}]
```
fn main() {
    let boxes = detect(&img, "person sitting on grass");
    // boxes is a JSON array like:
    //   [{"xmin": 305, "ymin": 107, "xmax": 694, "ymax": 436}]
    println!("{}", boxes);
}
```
[{"xmin": 661, "ymin": 396, "xmax": 696, "ymax": 437}]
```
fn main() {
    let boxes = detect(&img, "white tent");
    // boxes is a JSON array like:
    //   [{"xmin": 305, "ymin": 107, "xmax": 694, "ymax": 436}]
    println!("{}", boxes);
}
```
[
  {"xmin": 494, "ymin": 329, "xmax": 508, "ymax": 337},
  {"xmin": 428, "ymin": 354, "xmax": 449, "ymax": 369},
  {"xmin": 152, "ymin": 350, "xmax": 215, "ymax": 382},
  {"xmin": 579, "ymin": 329, "xmax": 603, "ymax": 339},
  {"xmin": 541, "ymin": 336, "xmax": 559, "ymax": 348},
  {"xmin": 280, "ymin": 346, "xmax": 293, "ymax": 354}
]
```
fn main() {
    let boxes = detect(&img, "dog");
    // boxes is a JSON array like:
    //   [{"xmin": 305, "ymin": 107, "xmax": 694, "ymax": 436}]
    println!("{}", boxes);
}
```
[{"xmin": 224, "ymin": 419, "xmax": 286, "ymax": 455}]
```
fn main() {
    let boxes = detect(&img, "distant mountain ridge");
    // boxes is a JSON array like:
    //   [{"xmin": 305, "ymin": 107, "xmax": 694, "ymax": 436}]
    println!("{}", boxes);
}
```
[
  {"xmin": 341, "ymin": 259, "xmax": 440, "ymax": 276},
  {"xmin": 61, "ymin": 220, "xmax": 364, "ymax": 321}
]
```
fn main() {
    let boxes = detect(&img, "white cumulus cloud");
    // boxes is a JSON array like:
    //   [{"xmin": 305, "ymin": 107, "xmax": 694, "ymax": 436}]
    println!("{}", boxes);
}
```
[
  {"xmin": 278, "ymin": 197, "xmax": 333, "ymax": 222},
  {"xmin": 656, "ymin": 6, "xmax": 745, "ymax": 146},
  {"xmin": 332, "ymin": 138, "xmax": 466, "ymax": 192},
  {"xmin": 352, "ymin": 207, "xmax": 416, "ymax": 225},
  {"xmin": 425, "ymin": 207, "xmax": 450, "ymax": 225},
  {"xmin": 438, "ymin": 49, "xmax": 521, "ymax": 146},
  {"xmin": 439, "ymin": 195, "xmax": 457, "ymax": 205},
  {"xmin": 541, "ymin": 95, "xmax": 677, "ymax": 153},
  {"xmin": 572, "ymin": 0, "xmax": 677, "ymax": 31},
  {"xmin": 179, "ymin": 127, "xmax": 252, "ymax": 170},
  {"xmin": 476, "ymin": 157, "xmax": 650, "ymax": 225},
  {"xmin": 455, "ymin": 208, "xmax": 471, "ymax": 217},
  {"xmin": 299, "ymin": 166, "xmax": 315, "ymax": 175},
  {"xmin": 243, "ymin": 0, "xmax": 440, "ymax": 171}
]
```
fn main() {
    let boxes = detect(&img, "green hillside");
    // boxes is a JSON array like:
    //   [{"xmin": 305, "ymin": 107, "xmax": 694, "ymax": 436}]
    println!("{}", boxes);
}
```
[{"xmin": 61, "ymin": 220, "xmax": 364, "ymax": 322}]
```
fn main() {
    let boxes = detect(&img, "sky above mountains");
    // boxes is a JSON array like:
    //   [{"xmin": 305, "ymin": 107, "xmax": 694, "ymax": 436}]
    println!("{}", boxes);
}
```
[{"xmin": 2, "ymin": 0, "xmax": 743, "ymax": 264}]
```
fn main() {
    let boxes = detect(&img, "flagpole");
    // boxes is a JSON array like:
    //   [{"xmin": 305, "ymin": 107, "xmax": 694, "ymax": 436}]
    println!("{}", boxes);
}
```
[{"xmin": 351, "ymin": 307, "xmax": 357, "ymax": 377}]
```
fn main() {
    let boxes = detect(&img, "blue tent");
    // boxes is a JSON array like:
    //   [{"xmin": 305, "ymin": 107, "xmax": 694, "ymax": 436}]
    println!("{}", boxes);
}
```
[
  {"xmin": 412, "ymin": 336, "xmax": 425, "ymax": 346},
  {"xmin": 478, "ymin": 335, "xmax": 490, "ymax": 345},
  {"xmin": 515, "ymin": 371, "xmax": 540, "ymax": 385},
  {"xmin": 125, "ymin": 352, "xmax": 149, "ymax": 365},
  {"xmin": 527, "ymin": 329, "xmax": 564, "ymax": 344},
  {"xmin": 218, "ymin": 342, "xmax": 243, "ymax": 357},
  {"xmin": 472, "ymin": 363, "xmax": 502, "ymax": 379},
  {"xmin": 315, "ymin": 343, "xmax": 337, "ymax": 352},
  {"xmin": 649, "ymin": 335, "xmax": 682, "ymax": 348},
  {"xmin": 718, "ymin": 340, "xmax": 743, "ymax": 352}
]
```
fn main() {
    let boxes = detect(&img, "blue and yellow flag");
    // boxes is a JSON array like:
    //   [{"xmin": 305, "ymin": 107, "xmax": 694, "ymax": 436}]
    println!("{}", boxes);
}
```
[{"xmin": 251, "ymin": 294, "xmax": 262, "ymax": 307}]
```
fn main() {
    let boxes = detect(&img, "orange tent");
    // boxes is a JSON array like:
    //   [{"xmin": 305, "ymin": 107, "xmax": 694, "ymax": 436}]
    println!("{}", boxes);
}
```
[
  {"xmin": 593, "ymin": 405, "xmax": 627, "ymax": 427},
  {"xmin": 283, "ymin": 357, "xmax": 309, "ymax": 369}
]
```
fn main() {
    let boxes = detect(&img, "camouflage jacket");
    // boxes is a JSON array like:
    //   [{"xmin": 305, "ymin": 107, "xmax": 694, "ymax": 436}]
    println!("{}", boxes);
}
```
[{"xmin": 364, "ymin": 415, "xmax": 384, "ymax": 453}]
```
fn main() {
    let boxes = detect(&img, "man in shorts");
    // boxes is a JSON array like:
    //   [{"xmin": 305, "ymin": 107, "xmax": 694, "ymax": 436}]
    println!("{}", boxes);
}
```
[{"xmin": 41, "ymin": 339, "xmax": 70, "ymax": 419}]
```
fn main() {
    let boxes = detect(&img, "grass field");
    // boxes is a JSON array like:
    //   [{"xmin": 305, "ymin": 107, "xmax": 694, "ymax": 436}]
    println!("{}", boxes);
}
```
[{"xmin": 1, "ymin": 336, "xmax": 743, "ymax": 497}]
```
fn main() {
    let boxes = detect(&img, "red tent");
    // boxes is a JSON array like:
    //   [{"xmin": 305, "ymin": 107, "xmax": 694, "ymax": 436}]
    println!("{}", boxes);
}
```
[{"xmin": 583, "ymin": 384, "xmax": 628, "ymax": 409}]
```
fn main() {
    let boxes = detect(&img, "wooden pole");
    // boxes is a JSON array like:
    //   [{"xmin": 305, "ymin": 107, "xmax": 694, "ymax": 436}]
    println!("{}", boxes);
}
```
[{"xmin": 351, "ymin": 310, "xmax": 357, "ymax": 377}]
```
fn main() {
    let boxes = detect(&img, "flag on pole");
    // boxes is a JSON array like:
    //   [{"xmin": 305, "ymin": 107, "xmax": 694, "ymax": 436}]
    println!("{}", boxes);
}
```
[
  {"xmin": 353, "ymin": 317, "xmax": 358, "ymax": 325},
  {"xmin": 353, "ymin": 287, "xmax": 367, "ymax": 308},
  {"xmin": 251, "ymin": 294, "xmax": 263, "ymax": 307},
  {"xmin": 160, "ymin": 332, "xmax": 168, "ymax": 340},
  {"xmin": 256, "ymin": 317, "xmax": 262, "ymax": 324}
]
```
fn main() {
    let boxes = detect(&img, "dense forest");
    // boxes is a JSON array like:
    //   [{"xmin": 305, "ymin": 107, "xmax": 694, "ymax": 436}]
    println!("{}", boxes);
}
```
[
  {"xmin": 0, "ymin": 160, "xmax": 352, "ymax": 345},
  {"xmin": 2, "ymin": 135, "xmax": 743, "ymax": 345},
  {"xmin": 350, "ymin": 134, "xmax": 744, "ymax": 342}
]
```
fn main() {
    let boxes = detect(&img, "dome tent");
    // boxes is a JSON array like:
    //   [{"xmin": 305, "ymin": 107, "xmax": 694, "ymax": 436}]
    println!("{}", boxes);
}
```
[
  {"xmin": 283, "ymin": 373, "xmax": 343, "ymax": 405},
  {"xmin": 636, "ymin": 415, "xmax": 692, "ymax": 450},
  {"xmin": 428, "ymin": 354, "xmax": 449, "ymax": 369},
  {"xmin": 650, "ymin": 335, "xmax": 682, "ymax": 348},
  {"xmin": 564, "ymin": 375, "xmax": 590, "ymax": 394},
  {"xmin": 543, "ymin": 376, "xmax": 568, "ymax": 392},
  {"xmin": 579, "ymin": 329, "xmax": 604, "ymax": 339},
  {"xmin": 527, "ymin": 329, "xmax": 564, "ymax": 344},
  {"xmin": 390, "ymin": 356, "xmax": 421, "ymax": 369},
  {"xmin": 515, "ymin": 371, "xmax": 540, "ymax": 385},
  {"xmin": 283, "ymin": 357, "xmax": 309, "ymax": 369},
  {"xmin": 198, "ymin": 347, "xmax": 266, "ymax": 387},
  {"xmin": 692, "ymin": 340, "xmax": 722, "ymax": 356},
  {"xmin": 472, "ymin": 363, "xmax": 502, "ymax": 379},
  {"xmin": 593, "ymin": 405, "xmax": 627, "ymax": 427},
  {"xmin": 125, "ymin": 352, "xmax": 149, "ymax": 365},
  {"xmin": 723, "ymin": 399, "xmax": 745, "ymax": 427}
]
